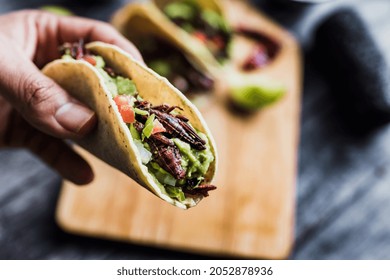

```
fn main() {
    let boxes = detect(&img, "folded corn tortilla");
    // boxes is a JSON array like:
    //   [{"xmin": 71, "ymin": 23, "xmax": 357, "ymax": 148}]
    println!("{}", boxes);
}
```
[{"xmin": 42, "ymin": 42, "xmax": 217, "ymax": 209}]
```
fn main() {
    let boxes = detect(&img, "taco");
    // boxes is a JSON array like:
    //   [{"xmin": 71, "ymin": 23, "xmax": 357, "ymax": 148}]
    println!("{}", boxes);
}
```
[
  {"xmin": 42, "ymin": 40, "xmax": 217, "ymax": 209},
  {"xmin": 129, "ymin": 35, "xmax": 216, "ymax": 97},
  {"xmin": 111, "ymin": 2, "xmax": 220, "ymax": 96},
  {"xmin": 154, "ymin": 0, "xmax": 232, "ymax": 62}
]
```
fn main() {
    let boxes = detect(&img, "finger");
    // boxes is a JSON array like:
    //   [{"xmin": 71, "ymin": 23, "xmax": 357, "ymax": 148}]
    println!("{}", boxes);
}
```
[
  {"xmin": 0, "ymin": 51, "xmax": 96, "ymax": 140},
  {"xmin": 0, "ymin": 96, "xmax": 13, "ymax": 147},
  {"xmin": 30, "ymin": 11, "xmax": 143, "ymax": 66},
  {"xmin": 32, "ymin": 138, "xmax": 95, "ymax": 186},
  {"xmin": 5, "ymin": 112, "xmax": 94, "ymax": 185},
  {"xmin": 58, "ymin": 16, "xmax": 143, "ymax": 62}
]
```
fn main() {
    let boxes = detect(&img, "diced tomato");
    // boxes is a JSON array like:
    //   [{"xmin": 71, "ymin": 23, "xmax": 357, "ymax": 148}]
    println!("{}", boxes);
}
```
[
  {"xmin": 82, "ymin": 55, "xmax": 97, "ymax": 66},
  {"xmin": 193, "ymin": 31, "xmax": 208, "ymax": 44},
  {"xmin": 114, "ymin": 95, "xmax": 132, "ymax": 107},
  {"xmin": 114, "ymin": 95, "xmax": 135, "ymax": 123},
  {"xmin": 152, "ymin": 119, "xmax": 166, "ymax": 134},
  {"xmin": 118, "ymin": 105, "xmax": 135, "ymax": 124}
]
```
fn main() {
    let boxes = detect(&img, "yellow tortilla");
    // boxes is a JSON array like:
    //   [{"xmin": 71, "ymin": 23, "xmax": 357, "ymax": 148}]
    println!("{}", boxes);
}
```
[
  {"xmin": 42, "ymin": 42, "xmax": 217, "ymax": 209},
  {"xmin": 111, "ymin": 2, "xmax": 220, "ymax": 77},
  {"xmin": 153, "ymin": 0, "xmax": 223, "ymax": 16}
]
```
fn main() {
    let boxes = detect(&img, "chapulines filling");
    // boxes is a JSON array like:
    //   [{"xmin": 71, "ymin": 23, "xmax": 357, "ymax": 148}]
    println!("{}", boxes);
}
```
[{"xmin": 61, "ymin": 41, "xmax": 216, "ymax": 201}]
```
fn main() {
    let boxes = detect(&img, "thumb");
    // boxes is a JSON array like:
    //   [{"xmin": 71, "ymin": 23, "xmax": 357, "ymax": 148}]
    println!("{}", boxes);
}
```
[{"xmin": 0, "ymin": 51, "xmax": 96, "ymax": 139}]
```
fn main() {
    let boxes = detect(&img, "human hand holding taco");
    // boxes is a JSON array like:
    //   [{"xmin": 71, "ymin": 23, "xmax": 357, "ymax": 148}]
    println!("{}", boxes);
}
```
[{"xmin": 0, "ymin": 10, "xmax": 142, "ymax": 185}]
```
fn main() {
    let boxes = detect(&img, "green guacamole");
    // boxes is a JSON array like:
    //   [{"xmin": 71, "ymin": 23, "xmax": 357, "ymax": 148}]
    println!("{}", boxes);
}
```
[
  {"xmin": 130, "ymin": 124, "xmax": 214, "ymax": 201},
  {"xmin": 62, "ymin": 53, "xmax": 137, "ymax": 97}
]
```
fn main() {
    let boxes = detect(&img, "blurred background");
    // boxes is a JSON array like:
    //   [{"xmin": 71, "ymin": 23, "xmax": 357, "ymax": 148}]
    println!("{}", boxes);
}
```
[{"xmin": 2, "ymin": 0, "xmax": 390, "ymax": 259}]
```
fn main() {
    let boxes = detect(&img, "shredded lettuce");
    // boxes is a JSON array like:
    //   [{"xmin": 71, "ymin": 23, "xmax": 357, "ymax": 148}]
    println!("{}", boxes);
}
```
[{"xmin": 142, "ymin": 114, "xmax": 155, "ymax": 140}]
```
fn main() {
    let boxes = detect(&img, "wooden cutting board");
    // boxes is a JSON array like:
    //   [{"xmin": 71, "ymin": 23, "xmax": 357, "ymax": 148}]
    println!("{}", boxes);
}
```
[{"xmin": 56, "ymin": 0, "xmax": 301, "ymax": 259}]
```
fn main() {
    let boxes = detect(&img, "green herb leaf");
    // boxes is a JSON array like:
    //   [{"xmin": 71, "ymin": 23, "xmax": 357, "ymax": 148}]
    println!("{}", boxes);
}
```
[
  {"xmin": 129, "ymin": 124, "xmax": 141, "ymax": 140},
  {"xmin": 134, "ymin": 108, "xmax": 149, "ymax": 116},
  {"xmin": 142, "ymin": 114, "xmax": 155, "ymax": 140}
]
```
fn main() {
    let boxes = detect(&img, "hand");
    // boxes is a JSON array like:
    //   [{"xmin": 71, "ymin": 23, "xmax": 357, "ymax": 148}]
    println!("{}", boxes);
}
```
[{"xmin": 0, "ymin": 10, "xmax": 143, "ymax": 185}]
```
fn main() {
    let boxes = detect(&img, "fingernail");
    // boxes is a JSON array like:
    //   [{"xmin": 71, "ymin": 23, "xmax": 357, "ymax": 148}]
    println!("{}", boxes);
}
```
[{"xmin": 55, "ymin": 103, "xmax": 96, "ymax": 135}]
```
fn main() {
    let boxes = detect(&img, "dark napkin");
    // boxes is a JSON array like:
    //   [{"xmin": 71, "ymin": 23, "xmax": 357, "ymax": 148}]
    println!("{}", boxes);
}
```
[{"xmin": 313, "ymin": 8, "xmax": 390, "ymax": 133}]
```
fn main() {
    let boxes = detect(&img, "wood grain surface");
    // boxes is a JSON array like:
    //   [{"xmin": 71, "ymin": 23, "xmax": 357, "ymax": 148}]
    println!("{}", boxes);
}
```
[
  {"xmin": 2, "ymin": 0, "xmax": 389, "ymax": 260},
  {"xmin": 55, "ymin": 0, "xmax": 301, "ymax": 259}
]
